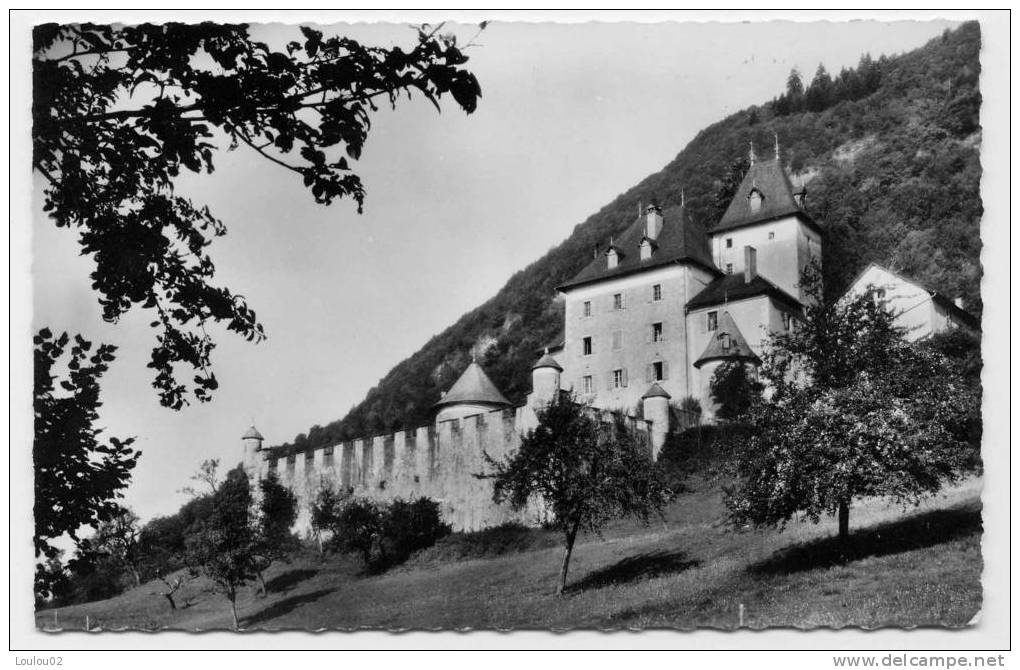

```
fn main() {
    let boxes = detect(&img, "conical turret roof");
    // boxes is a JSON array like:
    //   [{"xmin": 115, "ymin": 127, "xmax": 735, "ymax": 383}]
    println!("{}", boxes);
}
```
[
  {"xmin": 694, "ymin": 311, "xmax": 761, "ymax": 368},
  {"xmin": 532, "ymin": 350, "xmax": 563, "ymax": 371},
  {"xmin": 242, "ymin": 424, "xmax": 264, "ymax": 440},
  {"xmin": 433, "ymin": 360, "xmax": 512, "ymax": 409},
  {"xmin": 641, "ymin": 382, "xmax": 671, "ymax": 400}
]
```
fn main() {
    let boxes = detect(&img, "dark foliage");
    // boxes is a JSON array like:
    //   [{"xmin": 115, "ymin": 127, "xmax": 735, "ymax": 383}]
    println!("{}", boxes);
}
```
[
  {"xmin": 709, "ymin": 361, "xmax": 763, "ymax": 421},
  {"xmin": 251, "ymin": 473, "xmax": 300, "ymax": 594},
  {"xmin": 34, "ymin": 329, "xmax": 140, "ymax": 599},
  {"xmin": 183, "ymin": 466, "xmax": 257, "ymax": 629},
  {"xmin": 273, "ymin": 22, "xmax": 982, "ymax": 454},
  {"xmin": 317, "ymin": 494, "xmax": 448, "ymax": 571},
  {"xmin": 33, "ymin": 22, "xmax": 483, "ymax": 408},
  {"xmin": 724, "ymin": 265, "xmax": 982, "ymax": 540},
  {"xmin": 378, "ymin": 497, "xmax": 451, "ymax": 568}
]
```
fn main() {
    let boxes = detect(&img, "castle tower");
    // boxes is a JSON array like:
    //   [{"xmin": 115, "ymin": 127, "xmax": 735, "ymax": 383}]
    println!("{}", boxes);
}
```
[
  {"xmin": 433, "ymin": 358, "xmax": 513, "ymax": 422},
  {"xmin": 708, "ymin": 139, "xmax": 822, "ymax": 303},
  {"xmin": 529, "ymin": 348, "xmax": 563, "ymax": 409},
  {"xmin": 693, "ymin": 311, "xmax": 761, "ymax": 420},
  {"xmin": 641, "ymin": 382, "xmax": 671, "ymax": 460},
  {"xmin": 241, "ymin": 424, "xmax": 264, "ymax": 476}
]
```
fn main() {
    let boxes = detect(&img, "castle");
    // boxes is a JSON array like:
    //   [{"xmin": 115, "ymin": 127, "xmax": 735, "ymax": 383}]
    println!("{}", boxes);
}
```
[{"xmin": 242, "ymin": 141, "xmax": 977, "ymax": 534}]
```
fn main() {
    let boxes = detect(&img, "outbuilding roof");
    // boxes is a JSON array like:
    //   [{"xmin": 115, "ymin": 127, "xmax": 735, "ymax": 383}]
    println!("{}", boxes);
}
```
[
  {"xmin": 694, "ymin": 311, "xmax": 762, "ymax": 369},
  {"xmin": 433, "ymin": 360, "xmax": 512, "ymax": 410},
  {"xmin": 712, "ymin": 157, "xmax": 820, "ymax": 234},
  {"xmin": 558, "ymin": 204, "xmax": 718, "ymax": 292}
]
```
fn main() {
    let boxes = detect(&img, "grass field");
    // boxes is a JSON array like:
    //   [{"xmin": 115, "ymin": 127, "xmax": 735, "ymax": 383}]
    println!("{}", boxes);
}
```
[{"xmin": 36, "ymin": 477, "xmax": 982, "ymax": 631}]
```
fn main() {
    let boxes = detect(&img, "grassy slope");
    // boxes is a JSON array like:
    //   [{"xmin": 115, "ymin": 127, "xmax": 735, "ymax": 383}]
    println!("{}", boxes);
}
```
[
  {"xmin": 279, "ymin": 22, "xmax": 982, "ymax": 451},
  {"xmin": 38, "ymin": 478, "xmax": 981, "ymax": 631}
]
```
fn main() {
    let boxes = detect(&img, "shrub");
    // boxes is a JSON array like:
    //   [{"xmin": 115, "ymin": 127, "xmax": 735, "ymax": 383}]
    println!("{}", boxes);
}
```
[{"xmin": 379, "ymin": 497, "xmax": 451, "ymax": 567}]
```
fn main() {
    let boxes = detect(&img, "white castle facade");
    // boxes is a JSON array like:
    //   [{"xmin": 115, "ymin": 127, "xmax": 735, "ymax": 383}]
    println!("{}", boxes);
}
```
[{"xmin": 242, "ymin": 143, "xmax": 978, "ymax": 534}]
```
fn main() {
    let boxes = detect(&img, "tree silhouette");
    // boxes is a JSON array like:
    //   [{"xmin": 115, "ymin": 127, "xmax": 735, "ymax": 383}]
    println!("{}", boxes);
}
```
[
  {"xmin": 488, "ymin": 393, "xmax": 673, "ymax": 595},
  {"xmin": 33, "ymin": 21, "xmax": 484, "ymax": 408},
  {"xmin": 34, "ymin": 329, "xmax": 140, "ymax": 598}
]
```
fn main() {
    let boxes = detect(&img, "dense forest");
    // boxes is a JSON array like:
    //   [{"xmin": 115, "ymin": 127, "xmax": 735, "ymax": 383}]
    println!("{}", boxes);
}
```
[{"xmin": 275, "ymin": 22, "xmax": 982, "ymax": 454}]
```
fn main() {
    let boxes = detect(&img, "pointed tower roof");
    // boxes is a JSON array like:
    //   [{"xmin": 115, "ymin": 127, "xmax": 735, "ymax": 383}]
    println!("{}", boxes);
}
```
[
  {"xmin": 694, "ymin": 311, "xmax": 761, "ymax": 368},
  {"xmin": 242, "ymin": 424, "xmax": 264, "ymax": 440},
  {"xmin": 712, "ymin": 156, "xmax": 820, "ymax": 234},
  {"xmin": 433, "ymin": 360, "xmax": 512, "ymax": 410},
  {"xmin": 641, "ymin": 382, "xmax": 672, "ymax": 400},
  {"xmin": 532, "ymin": 349, "xmax": 563, "ymax": 372}
]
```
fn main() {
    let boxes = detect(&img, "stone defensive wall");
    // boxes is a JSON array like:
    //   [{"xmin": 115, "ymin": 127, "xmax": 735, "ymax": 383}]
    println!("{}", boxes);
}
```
[{"xmin": 253, "ymin": 403, "xmax": 650, "ymax": 534}]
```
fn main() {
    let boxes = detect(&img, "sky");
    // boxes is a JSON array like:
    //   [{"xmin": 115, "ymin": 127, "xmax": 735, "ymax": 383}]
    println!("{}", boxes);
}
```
[{"xmin": 30, "ymin": 18, "xmax": 961, "ymax": 524}]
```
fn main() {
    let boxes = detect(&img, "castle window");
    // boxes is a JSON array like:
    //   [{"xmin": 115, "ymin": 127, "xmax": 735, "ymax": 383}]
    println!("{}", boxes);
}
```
[
  {"xmin": 640, "ymin": 239, "xmax": 653, "ymax": 261},
  {"xmin": 652, "ymin": 322, "xmax": 663, "ymax": 342},
  {"xmin": 782, "ymin": 312, "xmax": 792, "ymax": 331},
  {"xmin": 768, "ymin": 231, "xmax": 775, "ymax": 240},
  {"xmin": 582, "ymin": 375, "xmax": 593, "ymax": 395},
  {"xmin": 873, "ymin": 288, "xmax": 887, "ymax": 304},
  {"xmin": 583, "ymin": 301, "xmax": 591, "ymax": 317},
  {"xmin": 651, "ymin": 361, "xmax": 667, "ymax": 381},
  {"xmin": 583, "ymin": 337, "xmax": 592, "ymax": 356},
  {"xmin": 607, "ymin": 249, "xmax": 619, "ymax": 269},
  {"xmin": 653, "ymin": 284, "xmax": 662, "ymax": 301},
  {"xmin": 726, "ymin": 238, "xmax": 733, "ymax": 249},
  {"xmin": 612, "ymin": 330, "xmax": 623, "ymax": 350},
  {"xmin": 612, "ymin": 369, "xmax": 628, "ymax": 389},
  {"xmin": 721, "ymin": 333, "xmax": 732, "ymax": 350},
  {"xmin": 613, "ymin": 293, "xmax": 624, "ymax": 310},
  {"xmin": 707, "ymin": 311, "xmax": 718, "ymax": 332},
  {"xmin": 749, "ymin": 188, "xmax": 764, "ymax": 213},
  {"xmin": 726, "ymin": 263, "xmax": 733, "ymax": 274}
]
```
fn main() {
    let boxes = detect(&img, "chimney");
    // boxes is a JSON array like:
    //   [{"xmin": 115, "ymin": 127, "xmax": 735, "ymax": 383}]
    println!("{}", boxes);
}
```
[
  {"xmin": 794, "ymin": 186, "xmax": 807, "ymax": 208},
  {"xmin": 645, "ymin": 203, "xmax": 663, "ymax": 240},
  {"xmin": 744, "ymin": 246, "xmax": 757, "ymax": 283},
  {"xmin": 954, "ymin": 297, "xmax": 964, "ymax": 309}
]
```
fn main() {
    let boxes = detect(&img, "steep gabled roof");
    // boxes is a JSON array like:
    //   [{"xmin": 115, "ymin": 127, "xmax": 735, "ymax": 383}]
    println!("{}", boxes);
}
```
[
  {"xmin": 712, "ymin": 157, "xmax": 819, "ymax": 234},
  {"xmin": 694, "ymin": 311, "xmax": 761, "ymax": 369},
  {"xmin": 686, "ymin": 272, "xmax": 802, "ymax": 312},
  {"xmin": 433, "ymin": 360, "xmax": 512, "ymax": 410},
  {"xmin": 558, "ymin": 205, "xmax": 719, "ymax": 292}
]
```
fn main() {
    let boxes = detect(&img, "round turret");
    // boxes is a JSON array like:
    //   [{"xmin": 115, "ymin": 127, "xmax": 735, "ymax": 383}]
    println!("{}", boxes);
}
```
[
  {"xmin": 434, "ymin": 359, "xmax": 513, "ymax": 422},
  {"xmin": 241, "ymin": 423, "xmax": 264, "ymax": 474},
  {"xmin": 530, "ymin": 349, "xmax": 563, "ymax": 408}
]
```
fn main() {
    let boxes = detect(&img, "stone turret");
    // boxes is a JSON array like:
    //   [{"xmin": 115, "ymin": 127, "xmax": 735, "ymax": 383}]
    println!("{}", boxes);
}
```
[
  {"xmin": 241, "ymin": 424, "xmax": 264, "ymax": 475},
  {"xmin": 433, "ymin": 358, "xmax": 513, "ymax": 422},
  {"xmin": 529, "ymin": 349, "xmax": 563, "ymax": 409},
  {"xmin": 641, "ymin": 383, "xmax": 671, "ymax": 460}
]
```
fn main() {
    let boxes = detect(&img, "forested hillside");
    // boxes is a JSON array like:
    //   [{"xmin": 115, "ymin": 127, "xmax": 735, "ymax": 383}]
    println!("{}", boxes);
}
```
[{"xmin": 277, "ymin": 22, "xmax": 981, "ymax": 452}]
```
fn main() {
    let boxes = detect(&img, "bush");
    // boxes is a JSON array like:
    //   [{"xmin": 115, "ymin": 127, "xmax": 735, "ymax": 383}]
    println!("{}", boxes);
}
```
[
  {"xmin": 656, "ymin": 423, "xmax": 754, "ymax": 487},
  {"xmin": 328, "ymin": 496, "xmax": 450, "ymax": 572},
  {"xmin": 379, "ymin": 497, "xmax": 451, "ymax": 567}
]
